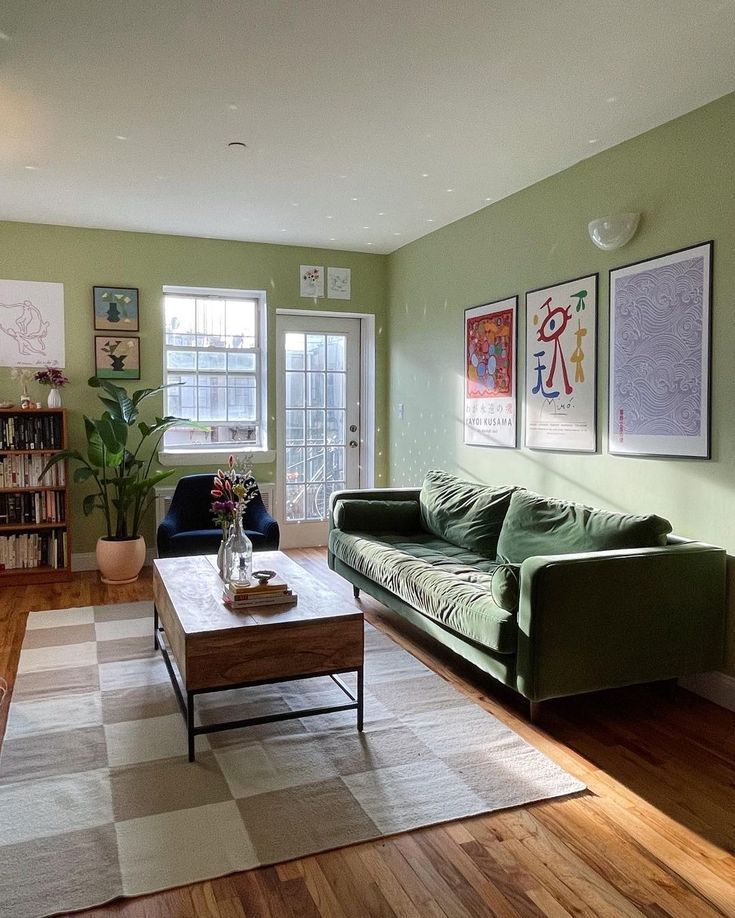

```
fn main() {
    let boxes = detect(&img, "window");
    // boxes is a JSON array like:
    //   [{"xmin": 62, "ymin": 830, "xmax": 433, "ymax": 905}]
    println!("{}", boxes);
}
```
[{"xmin": 162, "ymin": 286, "xmax": 267, "ymax": 455}]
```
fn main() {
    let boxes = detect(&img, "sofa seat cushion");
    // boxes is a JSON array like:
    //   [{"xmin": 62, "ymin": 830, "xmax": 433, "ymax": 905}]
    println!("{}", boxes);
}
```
[
  {"xmin": 497, "ymin": 489, "xmax": 673, "ymax": 563},
  {"xmin": 329, "ymin": 529, "xmax": 518, "ymax": 654}
]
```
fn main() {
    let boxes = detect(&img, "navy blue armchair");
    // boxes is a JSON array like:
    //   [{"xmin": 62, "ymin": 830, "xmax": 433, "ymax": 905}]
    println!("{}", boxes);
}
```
[{"xmin": 157, "ymin": 473, "xmax": 280, "ymax": 558}]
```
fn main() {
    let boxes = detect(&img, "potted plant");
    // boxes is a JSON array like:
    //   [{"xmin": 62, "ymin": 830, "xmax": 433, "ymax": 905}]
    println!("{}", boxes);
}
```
[{"xmin": 41, "ymin": 377, "xmax": 184, "ymax": 583}]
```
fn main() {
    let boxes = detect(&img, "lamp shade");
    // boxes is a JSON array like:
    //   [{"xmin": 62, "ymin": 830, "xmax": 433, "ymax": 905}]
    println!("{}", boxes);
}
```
[{"xmin": 588, "ymin": 213, "xmax": 640, "ymax": 251}]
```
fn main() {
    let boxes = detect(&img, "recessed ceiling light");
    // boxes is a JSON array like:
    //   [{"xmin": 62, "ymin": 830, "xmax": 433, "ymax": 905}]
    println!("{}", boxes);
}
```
[
  {"xmin": 228, "ymin": 141, "xmax": 247, "ymax": 149},
  {"xmin": 115, "ymin": 135, "xmax": 128, "ymax": 141},
  {"xmin": 421, "ymin": 173, "xmax": 429, "ymax": 178},
  {"xmin": 326, "ymin": 215, "xmax": 333, "ymax": 220},
  {"xmin": 588, "ymin": 138, "xmax": 599, "ymax": 145},
  {"xmin": 329, "ymin": 237, "xmax": 336, "ymax": 241},
  {"xmin": 363, "ymin": 225, "xmax": 370, "ymax": 229},
  {"xmin": 351, "ymin": 197, "xmax": 359, "ymax": 201},
  {"xmin": 291, "ymin": 202, "xmax": 299, "ymax": 207},
  {"xmin": 280, "ymin": 228, "xmax": 287, "ymax": 232},
  {"xmin": 24, "ymin": 164, "xmax": 38, "ymax": 171},
  {"xmin": 392, "ymin": 232, "xmax": 401, "ymax": 236},
  {"xmin": 606, "ymin": 96, "xmax": 616, "ymax": 103},
  {"xmin": 426, "ymin": 218, "xmax": 434, "ymax": 223},
  {"xmin": 367, "ymin": 242, "xmax": 374, "ymax": 246},
  {"xmin": 339, "ymin": 174, "xmax": 347, "ymax": 179},
  {"xmin": 228, "ymin": 103, "xmax": 238, "ymax": 111},
  {"xmin": 484, "ymin": 197, "xmax": 492, "ymax": 202},
  {"xmin": 378, "ymin": 211, "xmax": 385, "ymax": 216},
  {"xmin": 446, "ymin": 188, "xmax": 454, "ymax": 193}
]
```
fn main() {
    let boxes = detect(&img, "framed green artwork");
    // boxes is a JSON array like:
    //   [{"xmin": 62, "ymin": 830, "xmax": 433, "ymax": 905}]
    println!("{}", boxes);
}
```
[
  {"xmin": 94, "ymin": 335, "xmax": 141, "ymax": 380},
  {"xmin": 93, "ymin": 286, "xmax": 139, "ymax": 331}
]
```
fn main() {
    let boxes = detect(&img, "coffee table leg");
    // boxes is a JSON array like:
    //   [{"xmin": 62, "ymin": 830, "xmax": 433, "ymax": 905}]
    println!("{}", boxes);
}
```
[
  {"xmin": 357, "ymin": 666, "xmax": 364, "ymax": 732},
  {"xmin": 187, "ymin": 691, "xmax": 196, "ymax": 762},
  {"xmin": 153, "ymin": 604, "xmax": 159, "ymax": 650}
]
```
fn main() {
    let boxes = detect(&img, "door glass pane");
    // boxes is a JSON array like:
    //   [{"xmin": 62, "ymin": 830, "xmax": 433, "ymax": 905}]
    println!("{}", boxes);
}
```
[
  {"xmin": 326, "ymin": 446, "xmax": 345, "ymax": 481},
  {"xmin": 306, "ymin": 335, "xmax": 326, "ymax": 370},
  {"xmin": 286, "ymin": 372, "xmax": 305, "ymax": 408},
  {"xmin": 286, "ymin": 447, "xmax": 304, "ymax": 483},
  {"xmin": 285, "ymin": 334, "xmax": 305, "ymax": 370},
  {"xmin": 286, "ymin": 484, "xmax": 305, "ymax": 522},
  {"xmin": 286, "ymin": 410, "xmax": 304, "ymax": 445},
  {"xmin": 326, "ymin": 373, "xmax": 345, "ymax": 409},
  {"xmin": 326, "ymin": 409, "xmax": 345, "ymax": 445},
  {"xmin": 306, "ymin": 483, "xmax": 325, "ymax": 520},
  {"xmin": 307, "ymin": 372, "xmax": 325, "ymax": 408},
  {"xmin": 306, "ymin": 447, "xmax": 325, "ymax": 482},
  {"xmin": 306, "ymin": 410, "xmax": 325, "ymax": 445},
  {"xmin": 327, "ymin": 335, "xmax": 346, "ymax": 371}
]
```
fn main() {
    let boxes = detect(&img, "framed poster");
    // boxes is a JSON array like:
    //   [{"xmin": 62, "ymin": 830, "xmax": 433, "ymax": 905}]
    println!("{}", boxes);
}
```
[
  {"xmin": 93, "ymin": 286, "xmax": 139, "ymax": 331},
  {"xmin": 327, "ymin": 267, "xmax": 351, "ymax": 299},
  {"xmin": 609, "ymin": 241, "xmax": 712, "ymax": 458},
  {"xmin": 464, "ymin": 296, "xmax": 517, "ymax": 448},
  {"xmin": 0, "ymin": 279, "xmax": 65, "ymax": 367},
  {"xmin": 300, "ymin": 265, "xmax": 324, "ymax": 298},
  {"xmin": 94, "ymin": 335, "xmax": 141, "ymax": 380},
  {"xmin": 525, "ymin": 274, "xmax": 598, "ymax": 452}
]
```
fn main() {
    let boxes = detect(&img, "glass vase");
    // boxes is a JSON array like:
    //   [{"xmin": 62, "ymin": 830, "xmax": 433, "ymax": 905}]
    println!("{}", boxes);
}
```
[
  {"xmin": 217, "ymin": 525, "xmax": 231, "ymax": 580},
  {"xmin": 226, "ymin": 509, "xmax": 253, "ymax": 584}
]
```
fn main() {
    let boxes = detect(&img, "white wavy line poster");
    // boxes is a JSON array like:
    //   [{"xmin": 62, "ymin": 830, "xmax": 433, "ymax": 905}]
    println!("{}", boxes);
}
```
[{"xmin": 0, "ymin": 279, "xmax": 65, "ymax": 368}]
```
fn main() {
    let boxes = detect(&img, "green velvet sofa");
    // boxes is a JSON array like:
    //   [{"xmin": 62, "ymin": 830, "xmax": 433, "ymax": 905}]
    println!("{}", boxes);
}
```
[{"xmin": 328, "ymin": 471, "xmax": 726, "ymax": 712}]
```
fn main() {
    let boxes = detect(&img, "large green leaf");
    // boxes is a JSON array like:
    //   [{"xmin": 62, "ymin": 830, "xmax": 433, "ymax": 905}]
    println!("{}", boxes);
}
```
[
  {"xmin": 40, "ymin": 449, "xmax": 85, "ymax": 480},
  {"xmin": 73, "ymin": 466, "xmax": 95, "ymax": 484},
  {"xmin": 82, "ymin": 493, "xmax": 99, "ymax": 515},
  {"xmin": 88, "ymin": 377, "xmax": 137, "ymax": 425},
  {"xmin": 85, "ymin": 417, "xmax": 123, "ymax": 468},
  {"xmin": 129, "ymin": 468, "xmax": 176, "ymax": 494},
  {"xmin": 131, "ymin": 382, "xmax": 180, "ymax": 407}
]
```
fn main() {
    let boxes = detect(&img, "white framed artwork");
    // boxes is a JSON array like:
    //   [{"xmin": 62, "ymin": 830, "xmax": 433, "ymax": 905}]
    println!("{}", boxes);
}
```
[
  {"xmin": 327, "ymin": 267, "xmax": 351, "ymax": 300},
  {"xmin": 300, "ymin": 265, "xmax": 324, "ymax": 298},
  {"xmin": 0, "ymin": 279, "xmax": 66, "ymax": 367}
]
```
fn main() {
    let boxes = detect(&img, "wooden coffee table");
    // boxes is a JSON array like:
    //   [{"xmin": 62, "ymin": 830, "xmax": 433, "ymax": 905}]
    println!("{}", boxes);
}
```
[{"xmin": 152, "ymin": 551, "xmax": 364, "ymax": 761}]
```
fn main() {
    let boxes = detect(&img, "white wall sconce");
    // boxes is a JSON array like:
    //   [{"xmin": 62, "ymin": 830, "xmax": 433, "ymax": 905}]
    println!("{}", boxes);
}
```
[{"xmin": 588, "ymin": 213, "xmax": 640, "ymax": 251}]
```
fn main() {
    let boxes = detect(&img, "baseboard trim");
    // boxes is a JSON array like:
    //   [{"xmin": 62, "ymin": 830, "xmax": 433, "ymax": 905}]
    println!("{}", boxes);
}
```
[
  {"xmin": 679, "ymin": 671, "xmax": 735, "ymax": 712},
  {"xmin": 71, "ymin": 549, "xmax": 156, "ymax": 572}
]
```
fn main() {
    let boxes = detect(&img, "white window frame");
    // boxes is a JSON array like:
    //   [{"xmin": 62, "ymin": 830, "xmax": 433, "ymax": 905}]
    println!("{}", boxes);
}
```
[{"xmin": 159, "ymin": 285, "xmax": 272, "ymax": 466}]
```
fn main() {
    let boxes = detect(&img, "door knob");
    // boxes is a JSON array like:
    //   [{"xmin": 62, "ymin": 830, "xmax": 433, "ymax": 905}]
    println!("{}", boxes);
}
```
[
  {"xmin": 349, "ymin": 424, "xmax": 358, "ymax": 432},
  {"xmin": 349, "ymin": 440, "xmax": 358, "ymax": 448}
]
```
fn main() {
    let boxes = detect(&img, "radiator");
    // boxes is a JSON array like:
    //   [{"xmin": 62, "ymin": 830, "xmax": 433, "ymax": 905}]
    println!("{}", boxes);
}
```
[{"xmin": 154, "ymin": 483, "xmax": 275, "ymax": 528}]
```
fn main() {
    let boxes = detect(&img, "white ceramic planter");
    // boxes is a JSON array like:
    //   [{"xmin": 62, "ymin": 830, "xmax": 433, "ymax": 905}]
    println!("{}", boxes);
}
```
[
  {"xmin": 47, "ymin": 388, "xmax": 62, "ymax": 408},
  {"xmin": 96, "ymin": 536, "xmax": 146, "ymax": 584}
]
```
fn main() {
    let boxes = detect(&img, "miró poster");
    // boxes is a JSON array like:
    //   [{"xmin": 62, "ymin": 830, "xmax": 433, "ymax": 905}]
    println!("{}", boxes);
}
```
[
  {"xmin": 525, "ymin": 274, "xmax": 597, "ymax": 452},
  {"xmin": 464, "ymin": 296, "xmax": 517, "ymax": 448}
]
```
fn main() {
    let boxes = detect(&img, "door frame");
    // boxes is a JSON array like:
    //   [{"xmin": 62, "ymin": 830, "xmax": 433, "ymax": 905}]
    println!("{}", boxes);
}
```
[{"xmin": 275, "ymin": 309, "xmax": 376, "ymax": 542}]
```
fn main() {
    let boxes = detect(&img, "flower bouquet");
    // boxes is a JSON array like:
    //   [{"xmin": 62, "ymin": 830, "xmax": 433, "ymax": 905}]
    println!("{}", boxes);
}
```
[
  {"xmin": 34, "ymin": 366, "xmax": 70, "ymax": 408},
  {"xmin": 211, "ymin": 455, "xmax": 259, "ymax": 578}
]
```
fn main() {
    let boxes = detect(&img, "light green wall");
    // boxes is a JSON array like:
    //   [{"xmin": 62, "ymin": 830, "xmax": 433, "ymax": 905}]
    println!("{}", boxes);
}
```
[
  {"xmin": 0, "ymin": 223, "xmax": 388, "ymax": 552},
  {"xmin": 387, "ymin": 92, "xmax": 735, "ymax": 674}
]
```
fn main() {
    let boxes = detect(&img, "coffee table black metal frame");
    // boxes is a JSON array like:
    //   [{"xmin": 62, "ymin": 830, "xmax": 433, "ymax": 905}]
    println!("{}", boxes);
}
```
[{"xmin": 153, "ymin": 604, "xmax": 364, "ymax": 762}]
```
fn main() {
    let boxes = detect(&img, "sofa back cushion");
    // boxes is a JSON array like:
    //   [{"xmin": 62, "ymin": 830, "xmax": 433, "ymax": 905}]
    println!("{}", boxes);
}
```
[
  {"xmin": 334, "ymin": 498, "xmax": 421, "ymax": 534},
  {"xmin": 496, "ymin": 489, "xmax": 672, "ymax": 563},
  {"xmin": 419, "ymin": 470, "xmax": 515, "ymax": 558}
]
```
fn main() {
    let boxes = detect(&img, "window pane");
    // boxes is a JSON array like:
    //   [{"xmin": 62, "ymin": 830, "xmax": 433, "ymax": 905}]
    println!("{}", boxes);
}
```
[
  {"xmin": 285, "ymin": 334, "xmax": 305, "ymax": 370},
  {"xmin": 196, "ymin": 298, "xmax": 226, "ymax": 343},
  {"xmin": 307, "ymin": 372, "xmax": 325, "ymax": 408},
  {"xmin": 286, "ymin": 484, "xmax": 305, "ymax": 522},
  {"xmin": 306, "ymin": 335, "xmax": 326, "ymax": 371},
  {"xmin": 286, "ymin": 447, "xmax": 305, "ymax": 483},
  {"xmin": 286, "ymin": 410, "xmax": 305, "ymax": 445},
  {"xmin": 198, "ymin": 384, "xmax": 227, "ymax": 421},
  {"xmin": 166, "ymin": 374, "xmax": 197, "ymax": 417},
  {"xmin": 226, "ymin": 299, "xmax": 256, "ymax": 348},
  {"xmin": 306, "ymin": 410, "xmax": 325, "ymax": 445},
  {"xmin": 165, "ymin": 297, "xmax": 196, "ymax": 344},
  {"xmin": 326, "ymin": 409, "xmax": 345, "ymax": 445},
  {"xmin": 198, "ymin": 351, "xmax": 226, "ymax": 371},
  {"xmin": 326, "ymin": 372, "xmax": 345, "ymax": 409},
  {"xmin": 327, "ymin": 335, "xmax": 345, "ymax": 371},
  {"xmin": 227, "ymin": 383, "xmax": 256, "ymax": 420},
  {"xmin": 306, "ymin": 446, "xmax": 325, "ymax": 482},
  {"xmin": 286, "ymin": 372, "xmax": 305, "ymax": 408},
  {"xmin": 228, "ymin": 352, "xmax": 256, "ymax": 372},
  {"xmin": 166, "ymin": 350, "xmax": 196, "ymax": 371}
]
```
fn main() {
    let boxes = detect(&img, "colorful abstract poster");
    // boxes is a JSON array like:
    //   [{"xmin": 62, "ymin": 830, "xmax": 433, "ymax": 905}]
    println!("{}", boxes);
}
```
[
  {"xmin": 609, "ymin": 242, "xmax": 711, "ymax": 458},
  {"xmin": 525, "ymin": 274, "xmax": 597, "ymax": 452},
  {"xmin": 464, "ymin": 296, "xmax": 517, "ymax": 448}
]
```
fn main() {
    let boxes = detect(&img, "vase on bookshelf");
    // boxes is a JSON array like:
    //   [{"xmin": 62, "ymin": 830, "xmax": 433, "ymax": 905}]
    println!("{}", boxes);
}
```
[{"xmin": 47, "ymin": 389, "xmax": 62, "ymax": 409}]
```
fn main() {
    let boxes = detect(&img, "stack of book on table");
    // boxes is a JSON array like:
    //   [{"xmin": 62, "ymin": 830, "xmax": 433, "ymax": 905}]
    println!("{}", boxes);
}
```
[{"xmin": 223, "ymin": 575, "xmax": 297, "ymax": 610}]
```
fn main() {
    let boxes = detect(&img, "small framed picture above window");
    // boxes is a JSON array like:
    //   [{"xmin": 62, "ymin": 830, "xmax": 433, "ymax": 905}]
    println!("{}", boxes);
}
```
[
  {"xmin": 93, "ymin": 286, "xmax": 139, "ymax": 331},
  {"xmin": 95, "ymin": 335, "xmax": 141, "ymax": 380}
]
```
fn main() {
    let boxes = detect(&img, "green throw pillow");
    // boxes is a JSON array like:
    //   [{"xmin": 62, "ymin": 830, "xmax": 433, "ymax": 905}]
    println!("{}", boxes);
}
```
[
  {"xmin": 334, "ymin": 499, "xmax": 421, "ymax": 534},
  {"xmin": 490, "ymin": 563, "xmax": 521, "ymax": 612},
  {"xmin": 419, "ymin": 470, "xmax": 515, "ymax": 558},
  {"xmin": 496, "ymin": 489, "xmax": 672, "ymax": 563}
]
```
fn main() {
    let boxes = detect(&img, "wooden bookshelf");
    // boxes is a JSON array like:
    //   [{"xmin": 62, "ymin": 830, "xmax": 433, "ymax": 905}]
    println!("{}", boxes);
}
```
[{"xmin": 0, "ymin": 407, "xmax": 72, "ymax": 585}]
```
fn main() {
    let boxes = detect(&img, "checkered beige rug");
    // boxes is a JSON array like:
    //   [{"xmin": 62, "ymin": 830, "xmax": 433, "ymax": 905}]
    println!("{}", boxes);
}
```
[{"xmin": 0, "ymin": 602, "xmax": 584, "ymax": 918}]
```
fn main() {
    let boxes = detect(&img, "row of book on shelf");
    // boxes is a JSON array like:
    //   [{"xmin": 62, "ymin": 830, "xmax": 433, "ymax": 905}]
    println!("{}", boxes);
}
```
[
  {"xmin": 0, "ymin": 454, "xmax": 65, "ymax": 488},
  {"xmin": 0, "ymin": 529, "xmax": 68, "ymax": 571},
  {"xmin": 0, "ymin": 491, "xmax": 65, "ymax": 525},
  {"xmin": 0, "ymin": 414, "xmax": 63, "ymax": 451},
  {"xmin": 222, "ymin": 574, "xmax": 297, "ymax": 610}
]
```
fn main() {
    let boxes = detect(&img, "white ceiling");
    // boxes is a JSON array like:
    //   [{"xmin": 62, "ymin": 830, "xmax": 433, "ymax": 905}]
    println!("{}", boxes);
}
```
[{"xmin": 1, "ymin": 1, "xmax": 734, "ymax": 254}]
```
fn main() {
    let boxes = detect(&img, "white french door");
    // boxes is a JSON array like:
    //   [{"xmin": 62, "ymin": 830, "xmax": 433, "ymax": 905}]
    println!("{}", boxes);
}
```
[{"xmin": 276, "ymin": 314, "xmax": 362, "ymax": 547}]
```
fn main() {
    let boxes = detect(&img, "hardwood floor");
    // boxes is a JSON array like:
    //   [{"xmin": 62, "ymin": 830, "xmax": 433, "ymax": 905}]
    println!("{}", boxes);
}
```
[{"xmin": 1, "ymin": 549, "xmax": 734, "ymax": 917}]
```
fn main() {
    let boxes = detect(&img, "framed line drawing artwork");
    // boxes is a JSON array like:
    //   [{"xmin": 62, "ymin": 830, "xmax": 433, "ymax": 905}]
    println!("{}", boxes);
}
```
[
  {"xmin": 525, "ymin": 274, "xmax": 598, "ymax": 452},
  {"xmin": 609, "ymin": 241, "xmax": 712, "ymax": 459},
  {"xmin": 327, "ymin": 267, "xmax": 351, "ymax": 300},
  {"xmin": 94, "ymin": 335, "xmax": 141, "ymax": 380},
  {"xmin": 93, "ymin": 286, "xmax": 139, "ymax": 331},
  {"xmin": 0, "ymin": 278, "xmax": 65, "ymax": 367},
  {"xmin": 464, "ymin": 295, "xmax": 517, "ymax": 448}
]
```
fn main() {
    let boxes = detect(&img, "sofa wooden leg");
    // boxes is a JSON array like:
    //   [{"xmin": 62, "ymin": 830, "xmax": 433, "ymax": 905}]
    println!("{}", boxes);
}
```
[
  {"xmin": 529, "ymin": 701, "xmax": 543, "ymax": 724},
  {"xmin": 353, "ymin": 585, "xmax": 360, "ymax": 600}
]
